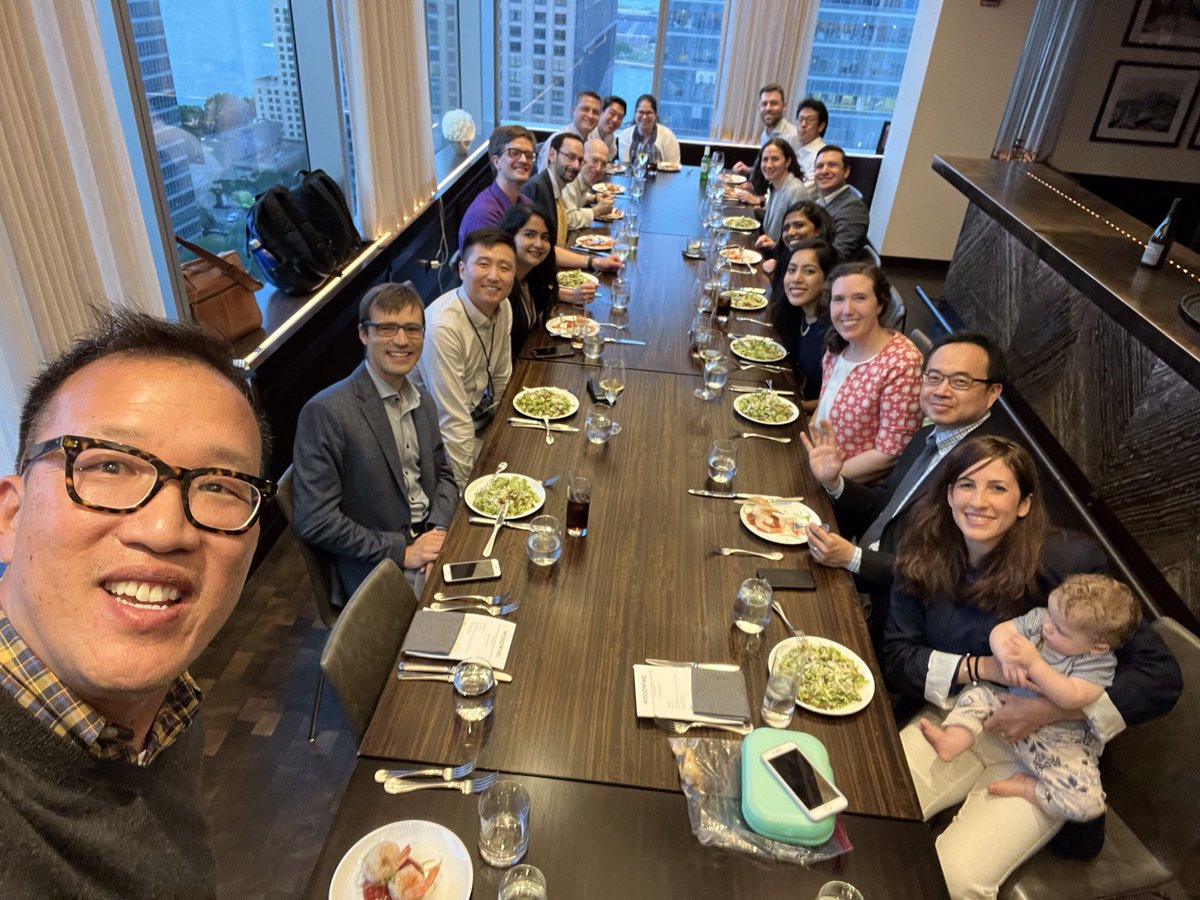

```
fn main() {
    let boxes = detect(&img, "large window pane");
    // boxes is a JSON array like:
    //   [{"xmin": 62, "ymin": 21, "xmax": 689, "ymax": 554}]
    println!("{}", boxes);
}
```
[
  {"xmin": 612, "ymin": 0, "xmax": 657, "ymax": 113},
  {"xmin": 804, "ymin": 0, "xmax": 919, "ymax": 152},
  {"xmin": 499, "ymin": 0, "xmax": 619, "ymax": 129},
  {"xmin": 659, "ymin": 0, "xmax": 724, "ymax": 139},
  {"xmin": 425, "ymin": 0, "xmax": 461, "ymax": 151},
  {"xmin": 132, "ymin": 0, "xmax": 309, "ymax": 262}
]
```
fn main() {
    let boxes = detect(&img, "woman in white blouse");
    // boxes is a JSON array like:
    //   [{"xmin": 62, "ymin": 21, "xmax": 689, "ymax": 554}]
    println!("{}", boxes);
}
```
[{"xmin": 616, "ymin": 94, "xmax": 680, "ymax": 166}]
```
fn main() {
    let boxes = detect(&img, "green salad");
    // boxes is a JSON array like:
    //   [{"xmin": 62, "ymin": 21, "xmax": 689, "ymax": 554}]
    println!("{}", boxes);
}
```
[
  {"xmin": 514, "ymin": 388, "xmax": 574, "ymax": 418},
  {"xmin": 473, "ymin": 476, "xmax": 540, "ymax": 517},
  {"xmin": 557, "ymin": 269, "xmax": 592, "ymax": 289},
  {"xmin": 777, "ymin": 643, "xmax": 867, "ymax": 710},
  {"xmin": 723, "ymin": 216, "xmax": 758, "ymax": 230},
  {"xmin": 724, "ymin": 290, "xmax": 767, "ymax": 310},
  {"xmin": 731, "ymin": 336, "xmax": 786, "ymax": 361},
  {"xmin": 734, "ymin": 391, "xmax": 796, "ymax": 424}
]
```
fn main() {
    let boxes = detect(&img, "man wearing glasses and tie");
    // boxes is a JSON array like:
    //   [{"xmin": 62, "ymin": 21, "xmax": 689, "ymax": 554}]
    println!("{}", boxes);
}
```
[
  {"xmin": 801, "ymin": 332, "xmax": 1007, "ymax": 640},
  {"xmin": 293, "ymin": 282, "xmax": 458, "ymax": 594},
  {"xmin": 0, "ymin": 309, "xmax": 274, "ymax": 897}
]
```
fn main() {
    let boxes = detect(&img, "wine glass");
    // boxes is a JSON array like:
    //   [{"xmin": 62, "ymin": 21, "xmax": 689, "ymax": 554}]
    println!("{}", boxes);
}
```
[
  {"xmin": 599, "ymin": 358, "xmax": 626, "ymax": 430},
  {"xmin": 692, "ymin": 280, "xmax": 713, "ymax": 316},
  {"xmin": 630, "ymin": 174, "xmax": 645, "ymax": 201},
  {"xmin": 612, "ymin": 222, "xmax": 631, "ymax": 265},
  {"xmin": 694, "ymin": 328, "xmax": 725, "ymax": 399},
  {"xmin": 636, "ymin": 147, "xmax": 649, "ymax": 172}
]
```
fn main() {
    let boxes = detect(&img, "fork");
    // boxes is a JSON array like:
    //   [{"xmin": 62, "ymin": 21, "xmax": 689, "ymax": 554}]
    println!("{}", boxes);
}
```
[
  {"xmin": 429, "ymin": 600, "xmax": 520, "ymax": 616},
  {"xmin": 738, "ymin": 363, "xmax": 788, "ymax": 373},
  {"xmin": 433, "ymin": 591, "xmax": 512, "ymax": 605},
  {"xmin": 655, "ymin": 717, "xmax": 752, "ymax": 736},
  {"xmin": 374, "ymin": 760, "xmax": 475, "ymax": 783},
  {"xmin": 714, "ymin": 546, "xmax": 784, "ymax": 561},
  {"xmin": 772, "ymin": 600, "xmax": 806, "ymax": 641},
  {"xmin": 738, "ymin": 432, "xmax": 792, "ymax": 444},
  {"xmin": 541, "ymin": 416, "xmax": 554, "ymax": 445},
  {"xmin": 384, "ymin": 771, "xmax": 499, "ymax": 795}
]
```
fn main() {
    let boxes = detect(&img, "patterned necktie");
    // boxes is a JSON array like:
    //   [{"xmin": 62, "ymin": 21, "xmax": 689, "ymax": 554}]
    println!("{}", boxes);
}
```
[{"xmin": 859, "ymin": 435, "xmax": 940, "ymax": 549}]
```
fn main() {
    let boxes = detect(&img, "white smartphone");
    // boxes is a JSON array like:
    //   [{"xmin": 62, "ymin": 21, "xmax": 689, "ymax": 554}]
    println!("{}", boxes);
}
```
[
  {"xmin": 760, "ymin": 741, "xmax": 848, "ymax": 821},
  {"xmin": 442, "ymin": 558, "xmax": 502, "ymax": 584}
]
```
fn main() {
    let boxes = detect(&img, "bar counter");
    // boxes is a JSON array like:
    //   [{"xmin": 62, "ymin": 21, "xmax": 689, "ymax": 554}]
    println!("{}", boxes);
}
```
[{"xmin": 934, "ymin": 156, "xmax": 1200, "ymax": 620}]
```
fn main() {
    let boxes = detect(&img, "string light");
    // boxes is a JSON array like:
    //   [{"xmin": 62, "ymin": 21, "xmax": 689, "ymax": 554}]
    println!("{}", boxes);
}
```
[{"xmin": 1023, "ymin": 171, "xmax": 1198, "ymax": 284}]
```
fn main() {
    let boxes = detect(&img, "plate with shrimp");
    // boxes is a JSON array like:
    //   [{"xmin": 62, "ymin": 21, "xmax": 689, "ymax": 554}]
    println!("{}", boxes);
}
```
[
  {"xmin": 740, "ymin": 498, "xmax": 821, "ymax": 546},
  {"xmin": 330, "ymin": 820, "xmax": 472, "ymax": 900}
]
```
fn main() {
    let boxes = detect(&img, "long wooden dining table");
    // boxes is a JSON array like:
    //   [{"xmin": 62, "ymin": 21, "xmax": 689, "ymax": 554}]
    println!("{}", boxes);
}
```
[{"xmin": 303, "ymin": 166, "xmax": 947, "ymax": 899}]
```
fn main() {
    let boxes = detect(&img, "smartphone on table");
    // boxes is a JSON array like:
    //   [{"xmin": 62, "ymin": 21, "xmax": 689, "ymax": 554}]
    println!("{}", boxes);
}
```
[
  {"xmin": 761, "ymin": 741, "xmax": 848, "ymax": 821},
  {"xmin": 532, "ymin": 345, "xmax": 575, "ymax": 359},
  {"xmin": 442, "ymin": 558, "xmax": 502, "ymax": 583}
]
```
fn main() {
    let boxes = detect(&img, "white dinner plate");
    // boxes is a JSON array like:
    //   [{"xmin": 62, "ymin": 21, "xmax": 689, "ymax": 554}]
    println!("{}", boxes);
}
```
[
  {"xmin": 596, "ymin": 207, "xmax": 624, "ymax": 222},
  {"xmin": 732, "ymin": 391, "xmax": 799, "ymax": 427},
  {"xmin": 739, "ymin": 498, "xmax": 818, "ymax": 545},
  {"xmin": 767, "ymin": 636, "xmax": 876, "ymax": 716},
  {"xmin": 512, "ymin": 386, "xmax": 580, "ymax": 421},
  {"xmin": 545, "ymin": 314, "xmax": 600, "ymax": 338},
  {"xmin": 656, "ymin": 161, "xmax": 681, "ymax": 172},
  {"xmin": 593, "ymin": 182, "xmax": 625, "ymax": 195},
  {"xmin": 573, "ymin": 234, "xmax": 615, "ymax": 251},
  {"xmin": 722, "ymin": 216, "xmax": 759, "ymax": 231},
  {"xmin": 328, "ymin": 820, "xmax": 472, "ymax": 900},
  {"xmin": 555, "ymin": 270, "xmax": 600, "ymax": 290},
  {"xmin": 721, "ymin": 173, "xmax": 748, "ymax": 185},
  {"xmin": 729, "ymin": 336, "xmax": 788, "ymax": 363},
  {"xmin": 723, "ymin": 289, "xmax": 768, "ymax": 311},
  {"xmin": 464, "ymin": 473, "xmax": 546, "ymax": 519},
  {"xmin": 720, "ymin": 247, "xmax": 763, "ymax": 266},
  {"xmin": 605, "ymin": 163, "xmax": 627, "ymax": 175}
]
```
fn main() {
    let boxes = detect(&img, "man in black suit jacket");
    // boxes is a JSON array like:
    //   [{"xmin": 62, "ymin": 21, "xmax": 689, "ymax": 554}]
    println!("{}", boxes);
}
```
[
  {"xmin": 293, "ymin": 282, "xmax": 459, "ymax": 598},
  {"xmin": 802, "ymin": 332, "xmax": 1007, "ymax": 637},
  {"xmin": 522, "ymin": 132, "xmax": 623, "ymax": 275}
]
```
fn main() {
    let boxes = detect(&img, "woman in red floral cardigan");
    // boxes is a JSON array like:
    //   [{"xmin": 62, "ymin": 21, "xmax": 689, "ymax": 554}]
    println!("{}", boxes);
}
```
[{"xmin": 812, "ymin": 263, "xmax": 924, "ymax": 483}]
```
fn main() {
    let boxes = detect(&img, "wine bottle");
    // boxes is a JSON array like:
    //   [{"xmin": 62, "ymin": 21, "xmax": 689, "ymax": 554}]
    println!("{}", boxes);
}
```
[
  {"xmin": 1140, "ymin": 197, "xmax": 1180, "ymax": 269},
  {"xmin": 700, "ymin": 144, "xmax": 712, "ymax": 190}
]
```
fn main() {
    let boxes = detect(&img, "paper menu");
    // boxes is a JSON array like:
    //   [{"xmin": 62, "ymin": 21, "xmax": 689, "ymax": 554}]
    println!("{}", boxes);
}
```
[
  {"xmin": 633, "ymin": 664, "xmax": 693, "ymax": 720},
  {"xmin": 633, "ymin": 664, "xmax": 752, "ymax": 723},
  {"xmin": 402, "ymin": 611, "xmax": 514, "ymax": 670}
]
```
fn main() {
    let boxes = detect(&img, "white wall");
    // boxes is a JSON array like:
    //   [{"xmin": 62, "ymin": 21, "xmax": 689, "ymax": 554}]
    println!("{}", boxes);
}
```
[
  {"xmin": 869, "ymin": 0, "xmax": 1036, "ymax": 260},
  {"xmin": 1048, "ymin": 0, "xmax": 1200, "ymax": 181}
]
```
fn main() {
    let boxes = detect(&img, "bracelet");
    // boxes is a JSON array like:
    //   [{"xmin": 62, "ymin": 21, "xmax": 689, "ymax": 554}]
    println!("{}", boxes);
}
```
[
  {"xmin": 586, "ymin": 256, "xmax": 594, "ymax": 272},
  {"xmin": 969, "ymin": 655, "xmax": 981, "ymax": 685},
  {"xmin": 961, "ymin": 654, "xmax": 971, "ymax": 684}
]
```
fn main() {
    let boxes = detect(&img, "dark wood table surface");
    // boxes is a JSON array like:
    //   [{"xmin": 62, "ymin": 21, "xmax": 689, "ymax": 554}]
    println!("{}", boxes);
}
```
[
  {"xmin": 308, "ymin": 165, "xmax": 939, "ymax": 899},
  {"xmin": 302, "ymin": 763, "xmax": 948, "ymax": 900}
]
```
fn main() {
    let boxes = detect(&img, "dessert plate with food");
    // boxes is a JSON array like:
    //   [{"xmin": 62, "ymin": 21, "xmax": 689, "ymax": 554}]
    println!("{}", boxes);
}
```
[{"xmin": 330, "ymin": 820, "xmax": 472, "ymax": 900}]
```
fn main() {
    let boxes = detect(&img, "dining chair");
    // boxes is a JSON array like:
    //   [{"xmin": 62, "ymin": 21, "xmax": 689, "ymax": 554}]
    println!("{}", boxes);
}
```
[
  {"xmin": 275, "ymin": 466, "xmax": 346, "ymax": 741},
  {"xmin": 1000, "ymin": 616, "xmax": 1200, "ymax": 899},
  {"xmin": 319, "ymin": 558, "xmax": 418, "ymax": 742}
]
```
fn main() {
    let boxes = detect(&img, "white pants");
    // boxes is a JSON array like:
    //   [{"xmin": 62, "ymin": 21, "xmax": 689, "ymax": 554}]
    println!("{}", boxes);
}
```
[{"xmin": 901, "ymin": 708, "xmax": 1065, "ymax": 900}]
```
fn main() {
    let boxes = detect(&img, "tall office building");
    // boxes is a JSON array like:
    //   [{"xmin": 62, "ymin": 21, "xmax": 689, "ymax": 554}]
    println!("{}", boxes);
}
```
[
  {"xmin": 253, "ymin": 0, "xmax": 305, "ymax": 142},
  {"xmin": 425, "ymin": 0, "xmax": 462, "ymax": 121},
  {"xmin": 658, "ymin": 0, "xmax": 723, "ymax": 138},
  {"xmin": 806, "ymin": 0, "xmax": 919, "ymax": 151},
  {"xmin": 498, "ymin": 0, "xmax": 617, "ymax": 125},
  {"xmin": 129, "ymin": 0, "xmax": 201, "ymax": 238}
]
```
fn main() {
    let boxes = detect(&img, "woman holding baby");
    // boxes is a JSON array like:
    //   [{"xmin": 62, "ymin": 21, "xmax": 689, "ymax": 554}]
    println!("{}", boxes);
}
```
[{"xmin": 880, "ymin": 435, "xmax": 1181, "ymax": 899}]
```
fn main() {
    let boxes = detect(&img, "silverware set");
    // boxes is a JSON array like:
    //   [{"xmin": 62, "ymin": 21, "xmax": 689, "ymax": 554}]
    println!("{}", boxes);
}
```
[
  {"xmin": 396, "ymin": 661, "xmax": 514, "ymax": 683},
  {"xmin": 655, "ymin": 717, "xmax": 752, "ymax": 736},
  {"xmin": 508, "ymin": 418, "xmax": 580, "ymax": 433},
  {"xmin": 738, "ymin": 362, "xmax": 789, "ymax": 373},
  {"xmin": 429, "ymin": 600, "xmax": 520, "ymax": 616},
  {"xmin": 383, "ymin": 770, "xmax": 499, "ymax": 795},
  {"xmin": 729, "ymin": 384, "xmax": 795, "ymax": 396}
]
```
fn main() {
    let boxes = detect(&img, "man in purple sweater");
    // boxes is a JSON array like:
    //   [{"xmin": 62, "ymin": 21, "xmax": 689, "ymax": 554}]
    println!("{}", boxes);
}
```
[{"xmin": 457, "ymin": 125, "xmax": 537, "ymax": 247}]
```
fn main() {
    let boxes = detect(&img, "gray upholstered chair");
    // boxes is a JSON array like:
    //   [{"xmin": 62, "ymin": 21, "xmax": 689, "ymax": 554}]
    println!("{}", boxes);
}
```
[
  {"xmin": 882, "ymin": 285, "xmax": 908, "ymax": 334},
  {"xmin": 319, "ymin": 558, "xmax": 418, "ymax": 742},
  {"xmin": 275, "ymin": 466, "xmax": 345, "ymax": 740},
  {"xmin": 1001, "ymin": 617, "xmax": 1200, "ymax": 899}
]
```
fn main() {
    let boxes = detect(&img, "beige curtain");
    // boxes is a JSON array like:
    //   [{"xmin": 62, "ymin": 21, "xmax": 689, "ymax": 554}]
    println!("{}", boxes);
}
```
[
  {"xmin": 0, "ymin": 0, "xmax": 163, "ymax": 467},
  {"xmin": 335, "ymin": 0, "xmax": 438, "ymax": 239},
  {"xmin": 711, "ymin": 0, "xmax": 814, "ymax": 143}
]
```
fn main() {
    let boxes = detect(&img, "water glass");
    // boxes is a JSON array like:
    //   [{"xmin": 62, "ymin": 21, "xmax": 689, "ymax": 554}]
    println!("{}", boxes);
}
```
[
  {"xmin": 453, "ymin": 657, "xmax": 496, "ymax": 722},
  {"xmin": 610, "ymin": 280, "xmax": 630, "ymax": 311},
  {"xmin": 582, "ymin": 328, "xmax": 604, "ymax": 361},
  {"xmin": 761, "ymin": 669, "xmax": 798, "ymax": 728},
  {"xmin": 526, "ymin": 515, "xmax": 562, "ymax": 567},
  {"xmin": 478, "ymin": 780, "xmax": 530, "ymax": 868},
  {"xmin": 569, "ymin": 314, "xmax": 590, "ymax": 350},
  {"xmin": 585, "ymin": 401, "xmax": 616, "ymax": 444},
  {"xmin": 707, "ymin": 438, "xmax": 737, "ymax": 486},
  {"xmin": 816, "ymin": 882, "xmax": 865, "ymax": 900},
  {"xmin": 704, "ymin": 356, "xmax": 731, "ymax": 396},
  {"xmin": 566, "ymin": 474, "xmax": 592, "ymax": 537},
  {"xmin": 732, "ymin": 577, "xmax": 772, "ymax": 634},
  {"xmin": 499, "ymin": 864, "xmax": 547, "ymax": 900}
]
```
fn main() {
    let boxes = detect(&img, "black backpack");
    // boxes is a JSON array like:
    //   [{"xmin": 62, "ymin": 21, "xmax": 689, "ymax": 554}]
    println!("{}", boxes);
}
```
[{"xmin": 246, "ymin": 169, "xmax": 362, "ymax": 294}]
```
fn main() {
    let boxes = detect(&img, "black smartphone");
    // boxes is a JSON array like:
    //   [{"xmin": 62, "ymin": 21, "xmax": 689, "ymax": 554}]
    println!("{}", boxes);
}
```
[
  {"xmin": 532, "ymin": 345, "xmax": 576, "ymax": 359},
  {"xmin": 757, "ymin": 568, "xmax": 816, "ymax": 591}
]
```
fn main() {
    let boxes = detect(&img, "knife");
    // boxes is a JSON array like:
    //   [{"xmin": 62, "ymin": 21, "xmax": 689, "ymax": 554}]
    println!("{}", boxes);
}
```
[
  {"xmin": 397, "ymin": 661, "xmax": 512, "ymax": 683},
  {"xmin": 482, "ymin": 501, "xmax": 507, "ymax": 557},
  {"xmin": 507, "ymin": 419, "xmax": 580, "ymax": 433},
  {"xmin": 469, "ymin": 516, "xmax": 532, "ymax": 530},
  {"xmin": 645, "ymin": 658, "xmax": 742, "ymax": 673},
  {"xmin": 730, "ymin": 385, "xmax": 795, "ymax": 396},
  {"xmin": 687, "ymin": 489, "xmax": 805, "ymax": 502},
  {"xmin": 604, "ymin": 337, "xmax": 646, "ymax": 345},
  {"xmin": 687, "ymin": 489, "xmax": 742, "ymax": 499}
]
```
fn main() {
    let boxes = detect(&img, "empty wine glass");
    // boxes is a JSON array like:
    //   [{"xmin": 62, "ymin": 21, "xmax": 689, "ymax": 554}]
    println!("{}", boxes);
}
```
[
  {"xmin": 599, "ymin": 358, "xmax": 626, "ymax": 405},
  {"xmin": 692, "ymin": 280, "xmax": 713, "ymax": 316},
  {"xmin": 630, "ymin": 174, "xmax": 645, "ymax": 201},
  {"xmin": 695, "ymin": 330, "xmax": 726, "ymax": 400}
]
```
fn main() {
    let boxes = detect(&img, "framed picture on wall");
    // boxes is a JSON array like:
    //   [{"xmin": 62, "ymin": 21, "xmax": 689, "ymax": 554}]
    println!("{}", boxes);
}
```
[
  {"xmin": 1124, "ymin": 0, "xmax": 1200, "ymax": 50},
  {"xmin": 1090, "ymin": 62, "xmax": 1199, "ymax": 146}
]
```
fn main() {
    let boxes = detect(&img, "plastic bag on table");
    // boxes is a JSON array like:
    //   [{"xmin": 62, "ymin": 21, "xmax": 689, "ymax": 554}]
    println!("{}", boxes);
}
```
[{"xmin": 669, "ymin": 736, "xmax": 853, "ymax": 865}]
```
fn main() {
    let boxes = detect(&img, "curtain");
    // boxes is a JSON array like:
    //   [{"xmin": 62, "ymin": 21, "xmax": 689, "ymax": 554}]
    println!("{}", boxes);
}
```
[
  {"xmin": 0, "ymin": 0, "xmax": 163, "ymax": 467},
  {"xmin": 993, "ymin": 0, "xmax": 1092, "ymax": 160},
  {"xmin": 334, "ymin": 0, "xmax": 437, "ymax": 239},
  {"xmin": 710, "ymin": 0, "xmax": 813, "ymax": 143}
]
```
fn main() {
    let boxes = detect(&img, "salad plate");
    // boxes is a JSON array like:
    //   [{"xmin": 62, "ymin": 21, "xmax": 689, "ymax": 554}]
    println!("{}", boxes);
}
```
[{"xmin": 767, "ymin": 636, "xmax": 875, "ymax": 716}]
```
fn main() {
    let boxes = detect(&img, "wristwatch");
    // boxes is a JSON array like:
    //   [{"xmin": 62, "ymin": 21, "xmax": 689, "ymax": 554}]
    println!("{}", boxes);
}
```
[{"xmin": 586, "ymin": 256, "xmax": 594, "ymax": 272}]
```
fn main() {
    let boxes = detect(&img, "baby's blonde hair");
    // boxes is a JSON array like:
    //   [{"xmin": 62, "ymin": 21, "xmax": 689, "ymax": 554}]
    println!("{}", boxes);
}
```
[{"xmin": 1055, "ymin": 574, "xmax": 1140, "ymax": 648}]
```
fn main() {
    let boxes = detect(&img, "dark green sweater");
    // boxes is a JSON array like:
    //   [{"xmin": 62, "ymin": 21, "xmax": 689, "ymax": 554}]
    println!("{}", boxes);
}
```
[{"xmin": 0, "ymin": 690, "xmax": 216, "ymax": 899}]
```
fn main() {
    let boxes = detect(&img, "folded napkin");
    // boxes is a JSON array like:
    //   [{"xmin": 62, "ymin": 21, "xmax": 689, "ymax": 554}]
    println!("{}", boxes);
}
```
[
  {"xmin": 402, "ymin": 610, "xmax": 514, "ymax": 669},
  {"xmin": 692, "ymin": 668, "xmax": 752, "ymax": 721}
]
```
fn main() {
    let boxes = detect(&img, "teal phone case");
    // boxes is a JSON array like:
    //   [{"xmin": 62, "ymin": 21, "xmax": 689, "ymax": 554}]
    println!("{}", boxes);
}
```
[{"xmin": 741, "ymin": 727, "xmax": 839, "ymax": 846}]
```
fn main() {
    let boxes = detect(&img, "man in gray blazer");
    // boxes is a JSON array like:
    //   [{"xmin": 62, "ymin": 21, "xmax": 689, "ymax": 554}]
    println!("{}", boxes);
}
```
[
  {"xmin": 813, "ymin": 144, "xmax": 870, "ymax": 262},
  {"xmin": 293, "ymin": 282, "xmax": 459, "ymax": 598}
]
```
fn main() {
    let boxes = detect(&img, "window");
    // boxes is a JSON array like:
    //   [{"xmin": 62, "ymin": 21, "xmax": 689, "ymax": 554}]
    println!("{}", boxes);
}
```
[
  {"xmin": 657, "ymin": 0, "xmax": 725, "ymax": 138},
  {"xmin": 535, "ymin": 27, "xmax": 546, "ymax": 39},
  {"xmin": 134, "ymin": 0, "xmax": 310, "ymax": 262},
  {"xmin": 804, "ymin": 0, "xmax": 919, "ymax": 151}
]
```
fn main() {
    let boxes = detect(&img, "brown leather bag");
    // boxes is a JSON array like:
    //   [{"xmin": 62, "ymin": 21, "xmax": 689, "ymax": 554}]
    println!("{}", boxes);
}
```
[{"xmin": 175, "ymin": 235, "xmax": 264, "ymax": 342}]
